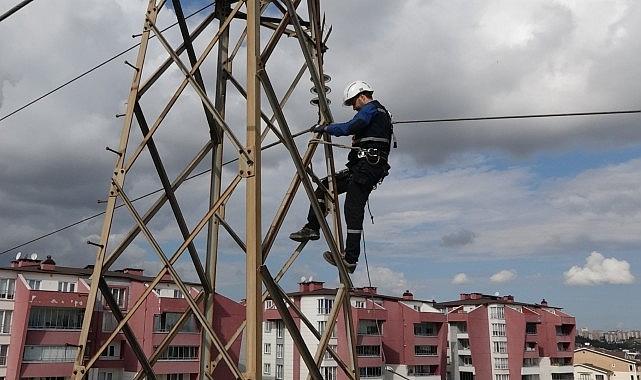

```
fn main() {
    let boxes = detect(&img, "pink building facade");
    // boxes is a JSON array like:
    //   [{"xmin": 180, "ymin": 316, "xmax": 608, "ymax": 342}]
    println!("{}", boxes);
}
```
[
  {"xmin": 262, "ymin": 281, "xmax": 448, "ymax": 380},
  {"xmin": 0, "ymin": 257, "xmax": 244, "ymax": 380},
  {"xmin": 439, "ymin": 293, "xmax": 576, "ymax": 380}
]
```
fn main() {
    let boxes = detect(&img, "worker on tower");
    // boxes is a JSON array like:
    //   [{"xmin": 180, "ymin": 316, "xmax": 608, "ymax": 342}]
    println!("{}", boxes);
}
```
[{"xmin": 289, "ymin": 80, "xmax": 393, "ymax": 273}]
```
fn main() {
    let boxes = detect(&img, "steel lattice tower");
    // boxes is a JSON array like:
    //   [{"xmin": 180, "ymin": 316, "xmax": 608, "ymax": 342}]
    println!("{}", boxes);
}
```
[{"xmin": 73, "ymin": 1, "xmax": 361, "ymax": 379}]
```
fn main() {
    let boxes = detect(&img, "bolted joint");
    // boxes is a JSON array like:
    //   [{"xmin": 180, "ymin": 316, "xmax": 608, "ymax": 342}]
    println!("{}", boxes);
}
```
[{"xmin": 238, "ymin": 149, "xmax": 255, "ymax": 178}]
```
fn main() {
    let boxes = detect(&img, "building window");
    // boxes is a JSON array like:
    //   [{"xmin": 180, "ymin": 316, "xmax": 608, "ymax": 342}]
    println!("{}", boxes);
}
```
[
  {"xmin": 264, "ymin": 343, "xmax": 271, "ymax": 354},
  {"xmin": 414, "ymin": 322, "xmax": 437, "ymax": 336},
  {"xmin": 27, "ymin": 279, "xmax": 41, "ymax": 290},
  {"xmin": 522, "ymin": 375, "xmax": 540, "ymax": 380},
  {"xmin": 264, "ymin": 320, "xmax": 273, "ymax": 333},
  {"xmin": 460, "ymin": 372, "xmax": 474, "ymax": 380},
  {"xmin": 153, "ymin": 312, "xmax": 197, "ymax": 333},
  {"xmin": 165, "ymin": 375, "xmax": 184, "ymax": 380},
  {"xmin": 495, "ymin": 375, "xmax": 509, "ymax": 380},
  {"xmin": 109, "ymin": 287, "xmax": 127, "ymax": 308},
  {"xmin": 526, "ymin": 322, "xmax": 537, "ymax": 334},
  {"xmin": 523, "ymin": 358, "xmax": 539, "ymax": 367},
  {"xmin": 0, "ymin": 279, "xmax": 15, "ymax": 300},
  {"xmin": 276, "ymin": 343, "xmax": 284, "ymax": 359},
  {"xmin": 102, "ymin": 312, "xmax": 117, "ymax": 332},
  {"xmin": 359, "ymin": 367, "xmax": 382, "ymax": 378},
  {"xmin": 321, "ymin": 366, "xmax": 337, "ymax": 380},
  {"xmin": 356, "ymin": 345, "xmax": 381, "ymax": 357},
  {"xmin": 276, "ymin": 320, "xmax": 284, "ymax": 338},
  {"xmin": 275, "ymin": 364, "xmax": 284, "ymax": 379},
  {"xmin": 27, "ymin": 307, "xmax": 84, "ymax": 330},
  {"xmin": 414, "ymin": 345, "xmax": 437, "ymax": 356},
  {"xmin": 550, "ymin": 357, "xmax": 572, "ymax": 366},
  {"xmin": 407, "ymin": 365, "xmax": 437, "ymax": 376},
  {"xmin": 491, "ymin": 323, "xmax": 506, "ymax": 337},
  {"xmin": 173, "ymin": 289, "xmax": 184, "ymax": 299},
  {"xmin": 0, "ymin": 310, "xmax": 11, "ymax": 333},
  {"xmin": 355, "ymin": 301, "xmax": 365, "ymax": 308},
  {"xmin": 595, "ymin": 376, "xmax": 604, "ymax": 380},
  {"xmin": 99, "ymin": 341, "xmax": 121, "ymax": 359},
  {"xmin": 459, "ymin": 355, "xmax": 473, "ymax": 366},
  {"xmin": 263, "ymin": 363, "xmax": 271, "ymax": 374},
  {"xmin": 525, "ymin": 342, "xmax": 537, "ymax": 352},
  {"xmin": 265, "ymin": 299, "xmax": 276, "ymax": 310},
  {"xmin": 22, "ymin": 345, "xmax": 77, "ymax": 362},
  {"xmin": 0, "ymin": 344, "xmax": 8, "ymax": 366},
  {"xmin": 97, "ymin": 373, "xmax": 114, "ymax": 380},
  {"xmin": 324, "ymin": 345, "xmax": 337, "ymax": 360},
  {"xmin": 158, "ymin": 346, "xmax": 198, "ymax": 360},
  {"xmin": 318, "ymin": 298, "xmax": 334, "ymax": 314},
  {"xmin": 317, "ymin": 321, "xmax": 337, "ymax": 338},
  {"xmin": 494, "ymin": 357, "xmax": 509, "ymax": 370},
  {"xmin": 493, "ymin": 341, "xmax": 507, "ymax": 353},
  {"xmin": 57, "ymin": 281, "xmax": 75, "ymax": 293},
  {"xmin": 458, "ymin": 338, "xmax": 470, "ymax": 350},
  {"xmin": 490, "ymin": 306, "xmax": 505, "ymax": 319},
  {"xmin": 358, "ymin": 320, "xmax": 383, "ymax": 335}
]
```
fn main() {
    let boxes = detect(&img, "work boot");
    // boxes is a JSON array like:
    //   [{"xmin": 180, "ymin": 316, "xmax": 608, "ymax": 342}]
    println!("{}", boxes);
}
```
[
  {"xmin": 289, "ymin": 226, "xmax": 320, "ymax": 242},
  {"xmin": 323, "ymin": 251, "xmax": 357, "ymax": 274}
]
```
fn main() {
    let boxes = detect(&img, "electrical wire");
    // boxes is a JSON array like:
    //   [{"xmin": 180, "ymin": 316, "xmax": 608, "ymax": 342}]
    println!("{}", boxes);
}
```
[
  {"xmin": 0, "ymin": 0, "xmax": 34, "ymax": 23},
  {"xmin": 392, "ymin": 109, "xmax": 641, "ymax": 125},
  {"xmin": 0, "ymin": 128, "xmax": 310, "ymax": 256},
  {"xmin": 0, "ymin": 2, "xmax": 216, "ymax": 124}
]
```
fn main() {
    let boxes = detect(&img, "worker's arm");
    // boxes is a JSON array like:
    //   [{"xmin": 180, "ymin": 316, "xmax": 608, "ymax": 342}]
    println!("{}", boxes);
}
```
[{"xmin": 325, "ymin": 104, "xmax": 377, "ymax": 136}]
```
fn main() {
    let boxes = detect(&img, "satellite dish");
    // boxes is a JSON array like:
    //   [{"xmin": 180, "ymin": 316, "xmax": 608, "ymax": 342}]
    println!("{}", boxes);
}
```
[
  {"xmin": 494, "ymin": 291, "xmax": 500, "ymax": 296},
  {"xmin": 30, "ymin": 253, "xmax": 38, "ymax": 260},
  {"xmin": 308, "ymin": 276, "xmax": 313, "ymax": 282},
  {"xmin": 300, "ymin": 276, "xmax": 306, "ymax": 282},
  {"xmin": 15, "ymin": 252, "xmax": 22, "ymax": 260}
]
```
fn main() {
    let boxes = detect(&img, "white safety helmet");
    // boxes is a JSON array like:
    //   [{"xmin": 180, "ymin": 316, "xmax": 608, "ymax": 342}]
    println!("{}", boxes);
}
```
[{"xmin": 342, "ymin": 80, "xmax": 374, "ymax": 106}]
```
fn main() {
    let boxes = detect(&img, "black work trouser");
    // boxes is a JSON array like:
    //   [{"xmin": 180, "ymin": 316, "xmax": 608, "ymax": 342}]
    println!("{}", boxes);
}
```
[{"xmin": 305, "ymin": 168, "xmax": 374, "ymax": 264}]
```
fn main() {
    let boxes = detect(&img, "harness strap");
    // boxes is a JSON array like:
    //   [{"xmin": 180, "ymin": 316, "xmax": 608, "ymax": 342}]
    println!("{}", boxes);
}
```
[{"xmin": 353, "ymin": 136, "xmax": 390, "ymax": 144}]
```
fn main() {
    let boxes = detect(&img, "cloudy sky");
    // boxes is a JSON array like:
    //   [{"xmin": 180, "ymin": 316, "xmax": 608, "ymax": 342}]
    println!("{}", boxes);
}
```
[{"xmin": 1, "ymin": 0, "xmax": 640, "ymax": 330}]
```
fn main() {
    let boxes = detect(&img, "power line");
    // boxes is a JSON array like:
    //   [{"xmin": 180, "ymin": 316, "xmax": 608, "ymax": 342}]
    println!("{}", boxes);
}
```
[
  {"xmin": 0, "ymin": 0, "xmax": 35, "ymax": 23},
  {"xmin": 0, "ymin": 128, "xmax": 309, "ymax": 256},
  {"xmin": 0, "ymin": 2, "xmax": 215, "ymax": 124},
  {"xmin": 393, "ymin": 109, "xmax": 641, "ymax": 125},
  {"xmin": 2, "ymin": 108, "xmax": 640, "ymax": 255}
]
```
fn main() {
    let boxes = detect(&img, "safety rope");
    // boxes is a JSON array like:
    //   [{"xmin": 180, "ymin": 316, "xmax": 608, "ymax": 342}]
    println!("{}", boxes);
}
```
[{"xmin": 361, "ymin": 227, "xmax": 387, "ymax": 370}]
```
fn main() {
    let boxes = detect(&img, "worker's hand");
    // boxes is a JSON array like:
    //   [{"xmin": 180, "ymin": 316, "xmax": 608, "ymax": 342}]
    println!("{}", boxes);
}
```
[{"xmin": 310, "ymin": 124, "xmax": 327, "ymax": 133}]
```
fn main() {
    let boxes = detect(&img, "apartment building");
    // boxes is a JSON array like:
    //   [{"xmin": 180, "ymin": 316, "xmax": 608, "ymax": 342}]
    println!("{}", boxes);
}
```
[
  {"xmin": 0, "ymin": 256, "xmax": 244, "ymax": 380},
  {"xmin": 262, "ymin": 280, "xmax": 448, "ymax": 380},
  {"xmin": 437, "ymin": 293, "xmax": 576, "ymax": 380},
  {"xmin": 574, "ymin": 347, "xmax": 641, "ymax": 380}
]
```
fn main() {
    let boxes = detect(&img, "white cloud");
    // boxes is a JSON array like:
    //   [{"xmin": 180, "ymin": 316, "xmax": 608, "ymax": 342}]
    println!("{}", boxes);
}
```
[
  {"xmin": 452, "ymin": 273, "xmax": 470, "ymax": 285},
  {"xmin": 564, "ymin": 251, "xmax": 635, "ymax": 286},
  {"xmin": 350, "ymin": 266, "xmax": 409, "ymax": 297},
  {"xmin": 490, "ymin": 270, "xmax": 517, "ymax": 283}
]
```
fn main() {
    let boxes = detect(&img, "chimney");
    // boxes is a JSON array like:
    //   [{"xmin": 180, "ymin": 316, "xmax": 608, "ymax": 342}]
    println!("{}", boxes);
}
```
[
  {"xmin": 123, "ymin": 268, "xmax": 144, "ymax": 276},
  {"xmin": 502, "ymin": 295, "xmax": 514, "ymax": 303},
  {"xmin": 298, "ymin": 280, "xmax": 325, "ymax": 293},
  {"xmin": 40, "ymin": 255, "xmax": 56, "ymax": 271},
  {"xmin": 460, "ymin": 293, "xmax": 470, "ymax": 300},
  {"xmin": 470, "ymin": 293, "xmax": 482, "ymax": 300},
  {"xmin": 361, "ymin": 286, "xmax": 377, "ymax": 295},
  {"xmin": 540, "ymin": 298, "xmax": 548, "ymax": 307},
  {"xmin": 402, "ymin": 290, "xmax": 414, "ymax": 300}
]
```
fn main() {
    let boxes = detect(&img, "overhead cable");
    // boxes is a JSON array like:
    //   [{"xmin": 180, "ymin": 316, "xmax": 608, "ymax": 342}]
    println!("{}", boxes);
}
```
[
  {"xmin": 393, "ymin": 109, "xmax": 641, "ymax": 125},
  {"xmin": 0, "ymin": 0, "xmax": 35, "ymax": 23},
  {"xmin": 3, "ymin": 107, "xmax": 641, "ymax": 254},
  {"xmin": 0, "ymin": 2, "xmax": 215, "ymax": 124},
  {"xmin": 0, "ymin": 128, "xmax": 309, "ymax": 256}
]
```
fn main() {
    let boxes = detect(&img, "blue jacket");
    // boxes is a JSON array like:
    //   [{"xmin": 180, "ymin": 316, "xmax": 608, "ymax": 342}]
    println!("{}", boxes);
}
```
[{"xmin": 325, "ymin": 100, "xmax": 393, "ymax": 163}]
